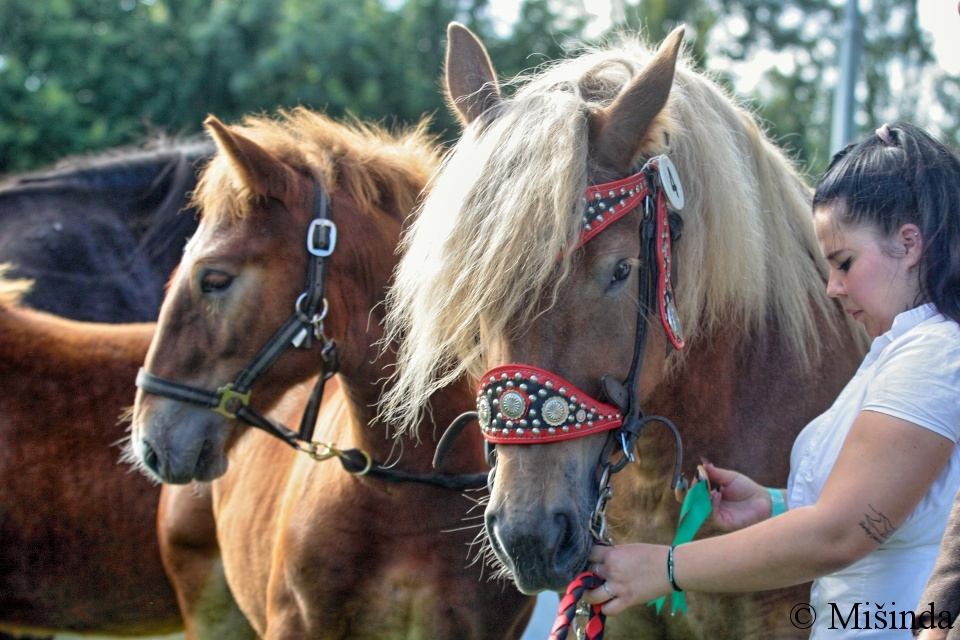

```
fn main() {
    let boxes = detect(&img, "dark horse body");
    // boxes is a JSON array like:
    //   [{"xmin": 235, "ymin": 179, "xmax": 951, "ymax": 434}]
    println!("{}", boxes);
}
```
[
  {"xmin": 0, "ymin": 140, "xmax": 207, "ymax": 321},
  {"xmin": 0, "ymin": 142, "xmax": 209, "ymax": 637}
]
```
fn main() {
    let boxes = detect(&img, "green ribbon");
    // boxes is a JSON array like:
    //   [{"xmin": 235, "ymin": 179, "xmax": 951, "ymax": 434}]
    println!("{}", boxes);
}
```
[{"xmin": 649, "ymin": 479, "xmax": 713, "ymax": 615}]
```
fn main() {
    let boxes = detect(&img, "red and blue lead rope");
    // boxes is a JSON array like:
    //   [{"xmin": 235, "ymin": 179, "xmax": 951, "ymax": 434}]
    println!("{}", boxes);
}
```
[{"xmin": 549, "ymin": 571, "xmax": 606, "ymax": 640}]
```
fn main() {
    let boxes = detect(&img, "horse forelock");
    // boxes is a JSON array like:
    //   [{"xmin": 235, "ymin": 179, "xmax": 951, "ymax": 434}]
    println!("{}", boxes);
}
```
[
  {"xmin": 383, "ymin": 35, "xmax": 847, "ymax": 435},
  {"xmin": 192, "ymin": 109, "xmax": 439, "ymax": 229}
]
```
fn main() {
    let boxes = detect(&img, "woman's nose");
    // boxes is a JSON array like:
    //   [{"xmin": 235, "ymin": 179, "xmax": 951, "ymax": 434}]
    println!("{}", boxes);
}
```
[{"xmin": 826, "ymin": 271, "xmax": 845, "ymax": 298}]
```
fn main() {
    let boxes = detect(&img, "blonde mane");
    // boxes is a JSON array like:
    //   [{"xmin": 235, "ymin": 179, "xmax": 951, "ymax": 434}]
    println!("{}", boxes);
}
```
[
  {"xmin": 383, "ymin": 36, "xmax": 846, "ymax": 433},
  {"xmin": 0, "ymin": 264, "xmax": 32, "ymax": 307},
  {"xmin": 192, "ymin": 108, "xmax": 439, "ymax": 225}
]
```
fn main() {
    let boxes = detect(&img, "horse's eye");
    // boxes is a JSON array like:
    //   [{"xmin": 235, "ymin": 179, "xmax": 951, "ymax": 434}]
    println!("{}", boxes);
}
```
[
  {"xmin": 611, "ymin": 260, "xmax": 632, "ymax": 284},
  {"xmin": 200, "ymin": 270, "xmax": 234, "ymax": 293}
]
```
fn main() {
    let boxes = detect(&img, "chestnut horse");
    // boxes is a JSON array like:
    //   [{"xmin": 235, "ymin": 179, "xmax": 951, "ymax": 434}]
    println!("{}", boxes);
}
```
[
  {"xmin": 0, "ymin": 140, "xmax": 207, "ymax": 321},
  {"xmin": 0, "ymin": 143, "xmax": 209, "ymax": 638},
  {"xmin": 382, "ymin": 25, "xmax": 867, "ymax": 639},
  {"xmin": 0, "ymin": 274, "xmax": 182, "ymax": 637},
  {"xmin": 130, "ymin": 109, "xmax": 533, "ymax": 638}
]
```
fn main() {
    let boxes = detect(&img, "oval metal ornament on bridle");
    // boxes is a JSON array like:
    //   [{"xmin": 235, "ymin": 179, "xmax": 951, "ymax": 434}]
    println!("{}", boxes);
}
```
[
  {"xmin": 500, "ymin": 390, "xmax": 527, "ymax": 420},
  {"xmin": 656, "ymin": 155, "xmax": 684, "ymax": 211},
  {"xmin": 664, "ymin": 292, "xmax": 684, "ymax": 345}
]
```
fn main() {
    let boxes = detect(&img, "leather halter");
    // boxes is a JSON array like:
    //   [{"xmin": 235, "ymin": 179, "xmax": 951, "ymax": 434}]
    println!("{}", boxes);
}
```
[
  {"xmin": 434, "ymin": 156, "xmax": 689, "ymax": 523},
  {"xmin": 137, "ymin": 185, "xmax": 487, "ymax": 491},
  {"xmin": 137, "ymin": 185, "xmax": 339, "ymax": 451}
]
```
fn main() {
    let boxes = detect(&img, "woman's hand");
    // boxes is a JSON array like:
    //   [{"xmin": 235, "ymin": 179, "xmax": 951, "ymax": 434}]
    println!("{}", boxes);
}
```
[
  {"xmin": 582, "ymin": 543, "xmax": 672, "ymax": 615},
  {"xmin": 703, "ymin": 462, "xmax": 773, "ymax": 531}
]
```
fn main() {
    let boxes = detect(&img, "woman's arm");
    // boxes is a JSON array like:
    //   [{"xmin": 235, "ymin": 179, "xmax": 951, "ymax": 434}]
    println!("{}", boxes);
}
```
[{"xmin": 586, "ymin": 411, "xmax": 954, "ymax": 615}]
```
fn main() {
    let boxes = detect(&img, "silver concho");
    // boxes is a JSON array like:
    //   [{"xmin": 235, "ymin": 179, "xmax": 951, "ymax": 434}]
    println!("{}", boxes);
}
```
[
  {"xmin": 477, "ymin": 396, "xmax": 492, "ymax": 429},
  {"xmin": 500, "ymin": 390, "xmax": 526, "ymax": 421},
  {"xmin": 664, "ymin": 293, "xmax": 684, "ymax": 343},
  {"xmin": 575, "ymin": 408, "xmax": 587, "ymax": 423},
  {"xmin": 656, "ymin": 155, "xmax": 684, "ymax": 211},
  {"xmin": 542, "ymin": 396, "xmax": 570, "ymax": 427}
]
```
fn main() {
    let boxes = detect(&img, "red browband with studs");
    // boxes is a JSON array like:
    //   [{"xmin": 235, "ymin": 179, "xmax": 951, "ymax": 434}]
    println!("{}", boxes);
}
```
[
  {"xmin": 478, "ymin": 158, "xmax": 684, "ymax": 443},
  {"xmin": 578, "ymin": 170, "xmax": 651, "ymax": 247}
]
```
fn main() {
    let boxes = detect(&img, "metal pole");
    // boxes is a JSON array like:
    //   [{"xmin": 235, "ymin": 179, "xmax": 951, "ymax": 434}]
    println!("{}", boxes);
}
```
[{"xmin": 831, "ymin": 0, "xmax": 862, "ymax": 152}]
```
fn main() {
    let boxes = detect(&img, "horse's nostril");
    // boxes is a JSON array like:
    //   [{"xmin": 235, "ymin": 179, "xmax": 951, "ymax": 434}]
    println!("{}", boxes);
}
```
[
  {"xmin": 552, "ymin": 511, "xmax": 574, "ymax": 549},
  {"xmin": 141, "ymin": 440, "xmax": 160, "ymax": 474},
  {"xmin": 551, "ymin": 510, "xmax": 580, "ymax": 573}
]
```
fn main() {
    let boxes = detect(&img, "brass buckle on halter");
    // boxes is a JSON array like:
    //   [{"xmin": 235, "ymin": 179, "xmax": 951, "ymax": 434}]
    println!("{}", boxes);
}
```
[
  {"xmin": 302, "ymin": 440, "xmax": 340, "ymax": 461},
  {"xmin": 301, "ymin": 442, "xmax": 374, "ymax": 476},
  {"xmin": 213, "ymin": 384, "xmax": 251, "ymax": 418}
]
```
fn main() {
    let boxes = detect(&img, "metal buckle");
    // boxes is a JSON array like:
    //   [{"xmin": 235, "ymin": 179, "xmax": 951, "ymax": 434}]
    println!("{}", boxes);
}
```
[
  {"xmin": 213, "ymin": 383, "xmax": 251, "ymax": 418},
  {"xmin": 307, "ymin": 218, "xmax": 337, "ymax": 257},
  {"xmin": 619, "ymin": 431, "xmax": 636, "ymax": 463}
]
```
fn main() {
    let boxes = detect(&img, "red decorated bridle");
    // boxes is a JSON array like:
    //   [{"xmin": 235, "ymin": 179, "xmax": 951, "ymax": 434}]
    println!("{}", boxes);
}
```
[
  {"xmin": 433, "ymin": 156, "xmax": 692, "ymax": 639},
  {"xmin": 435, "ymin": 154, "xmax": 689, "ymax": 527}
]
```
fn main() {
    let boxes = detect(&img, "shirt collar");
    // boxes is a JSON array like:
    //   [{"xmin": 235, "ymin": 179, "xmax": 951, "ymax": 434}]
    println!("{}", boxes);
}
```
[
  {"xmin": 889, "ymin": 302, "xmax": 939, "ymax": 339},
  {"xmin": 867, "ymin": 302, "xmax": 940, "ymax": 359}
]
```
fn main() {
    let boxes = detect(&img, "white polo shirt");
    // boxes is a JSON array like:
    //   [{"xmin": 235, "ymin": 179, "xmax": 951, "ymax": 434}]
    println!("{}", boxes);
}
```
[{"xmin": 787, "ymin": 303, "xmax": 960, "ymax": 638}]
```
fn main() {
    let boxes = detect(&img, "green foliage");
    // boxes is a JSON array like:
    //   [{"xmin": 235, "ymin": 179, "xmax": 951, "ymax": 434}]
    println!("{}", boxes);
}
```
[
  {"xmin": 711, "ymin": 0, "xmax": 953, "ymax": 175},
  {"xmin": 0, "ymin": 0, "xmax": 594, "ymax": 171},
  {"xmin": 1, "ymin": 0, "xmax": 954, "ymax": 176}
]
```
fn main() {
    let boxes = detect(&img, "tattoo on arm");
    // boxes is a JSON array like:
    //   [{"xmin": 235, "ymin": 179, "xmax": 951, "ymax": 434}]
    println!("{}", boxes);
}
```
[{"xmin": 858, "ymin": 504, "xmax": 896, "ymax": 544}]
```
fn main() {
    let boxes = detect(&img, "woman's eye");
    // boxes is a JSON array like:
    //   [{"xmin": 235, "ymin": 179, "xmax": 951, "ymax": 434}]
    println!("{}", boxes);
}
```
[
  {"xmin": 611, "ymin": 260, "xmax": 632, "ymax": 284},
  {"xmin": 838, "ymin": 258, "xmax": 852, "ymax": 273},
  {"xmin": 200, "ymin": 270, "xmax": 234, "ymax": 293}
]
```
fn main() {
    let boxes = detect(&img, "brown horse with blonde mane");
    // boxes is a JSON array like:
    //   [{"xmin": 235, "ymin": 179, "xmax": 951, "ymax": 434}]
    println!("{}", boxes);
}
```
[
  {"xmin": 130, "ymin": 109, "xmax": 533, "ymax": 638},
  {"xmin": 382, "ymin": 25, "xmax": 867, "ymax": 638},
  {"xmin": 0, "ymin": 272, "xmax": 182, "ymax": 637}
]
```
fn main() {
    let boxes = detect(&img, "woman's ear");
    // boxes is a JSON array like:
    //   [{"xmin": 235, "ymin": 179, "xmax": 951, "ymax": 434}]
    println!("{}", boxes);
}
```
[{"xmin": 898, "ymin": 223, "xmax": 923, "ymax": 269}]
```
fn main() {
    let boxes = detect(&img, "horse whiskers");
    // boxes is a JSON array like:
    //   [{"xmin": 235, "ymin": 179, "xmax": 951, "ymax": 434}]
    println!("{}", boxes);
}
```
[
  {"xmin": 441, "ymin": 522, "xmax": 485, "ymax": 534},
  {"xmin": 117, "ymin": 440, "xmax": 161, "ymax": 485},
  {"xmin": 463, "ymin": 526, "xmax": 513, "ymax": 586},
  {"xmin": 458, "ymin": 513, "xmax": 486, "ymax": 521},
  {"xmin": 117, "ymin": 405, "xmax": 135, "ymax": 425},
  {"xmin": 462, "ymin": 492, "xmax": 489, "ymax": 510}
]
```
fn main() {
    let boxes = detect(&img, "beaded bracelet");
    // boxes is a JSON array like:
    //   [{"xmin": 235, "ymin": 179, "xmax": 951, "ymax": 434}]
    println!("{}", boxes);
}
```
[{"xmin": 667, "ymin": 545, "xmax": 682, "ymax": 592}]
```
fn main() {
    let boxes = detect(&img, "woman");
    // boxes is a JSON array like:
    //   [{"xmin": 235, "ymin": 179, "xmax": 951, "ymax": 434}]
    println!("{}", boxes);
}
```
[{"xmin": 584, "ymin": 122, "xmax": 960, "ymax": 638}]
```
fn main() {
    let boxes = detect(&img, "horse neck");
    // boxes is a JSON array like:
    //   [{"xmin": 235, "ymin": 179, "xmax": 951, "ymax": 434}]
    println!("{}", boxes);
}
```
[
  {"xmin": 632, "ymin": 308, "xmax": 863, "ymax": 489},
  {"xmin": 333, "ymin": 336, "xmax": 483, "ymax": 472}
]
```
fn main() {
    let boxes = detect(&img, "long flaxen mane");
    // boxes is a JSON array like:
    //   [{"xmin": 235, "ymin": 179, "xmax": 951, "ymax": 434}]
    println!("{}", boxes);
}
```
[
  {"xmin": 0, "ymin": 265, "xmax": 31, "ymax": 308},
  {"xmin": 382, "ymin": 35, "xmax": 851, "ymax": 435},
  {"xmin": 191, "ymin": 107, "xmax": 439, "ymax": 227}
]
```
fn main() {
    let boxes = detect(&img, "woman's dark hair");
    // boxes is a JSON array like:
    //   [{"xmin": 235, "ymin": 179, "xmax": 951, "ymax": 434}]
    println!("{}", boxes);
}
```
[{"xmin": 813, "ymin": 121, "xmax": 960, "ymax": 325}]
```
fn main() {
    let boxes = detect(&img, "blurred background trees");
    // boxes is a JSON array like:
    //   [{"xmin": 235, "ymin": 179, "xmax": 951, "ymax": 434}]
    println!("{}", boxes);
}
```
[{"xmin": 1, "ymin": 0, "xmax": 955, "ymax": 176}]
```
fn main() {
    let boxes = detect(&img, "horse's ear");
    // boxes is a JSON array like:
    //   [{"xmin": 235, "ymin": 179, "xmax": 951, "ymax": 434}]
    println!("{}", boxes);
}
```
[
  {"xmin": 445, "ymin": 22, "xmax": 501, "ymax": 126},
  {"xmin": 591, "ymin": 26, "xmax": 685, "ymax": 173},
  {"xmin": 204, "ymin": 115, "xmax": 293, "ymax": 201}
]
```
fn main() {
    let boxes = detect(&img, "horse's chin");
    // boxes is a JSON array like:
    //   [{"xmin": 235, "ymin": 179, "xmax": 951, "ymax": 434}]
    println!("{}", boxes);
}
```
[{"xmin": 504, "ymin": 554, "xmax": 582, "ymax": 594}]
